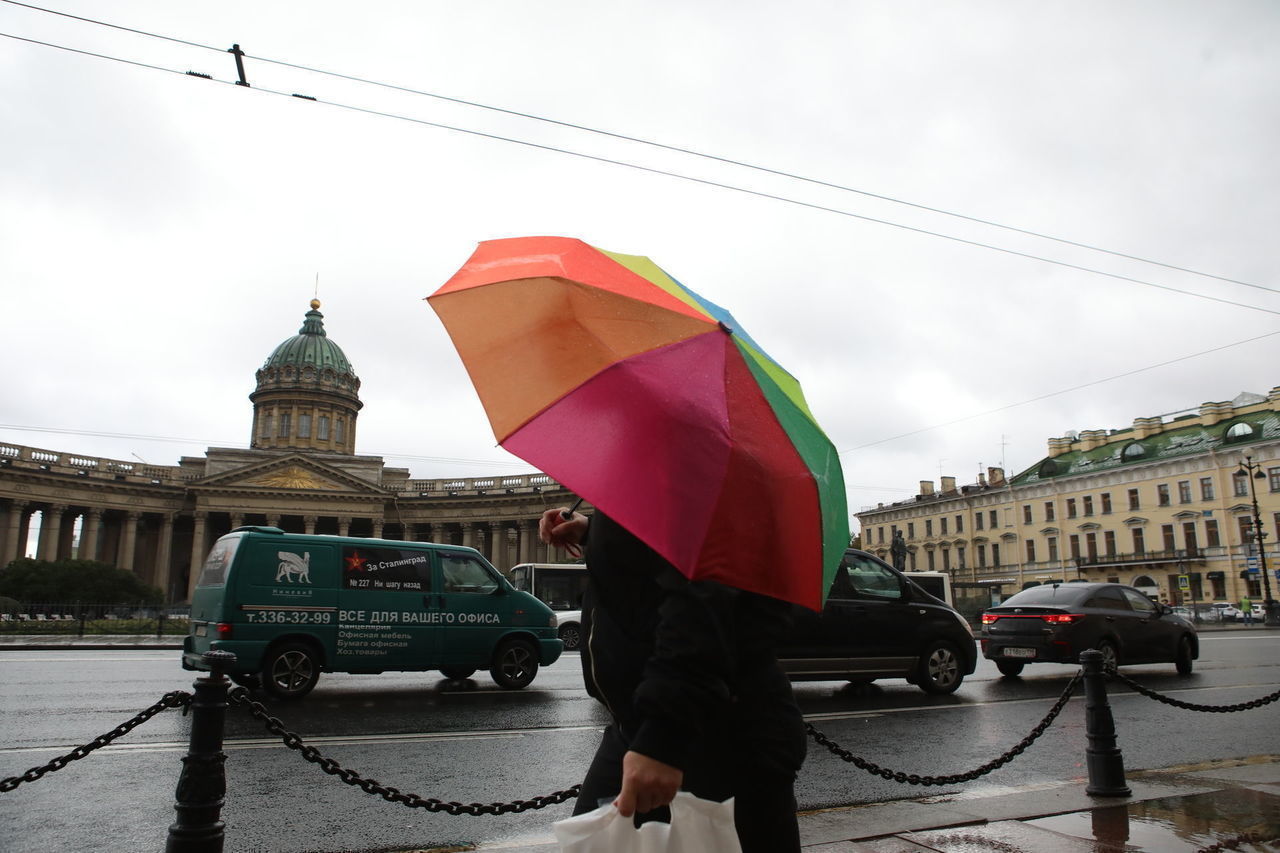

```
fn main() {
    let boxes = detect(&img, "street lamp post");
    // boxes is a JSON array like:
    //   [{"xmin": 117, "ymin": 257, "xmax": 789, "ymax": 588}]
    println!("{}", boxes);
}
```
[{"xmin": 1238, "ymin": 455, "xmax": 1275, "ymax": 626}]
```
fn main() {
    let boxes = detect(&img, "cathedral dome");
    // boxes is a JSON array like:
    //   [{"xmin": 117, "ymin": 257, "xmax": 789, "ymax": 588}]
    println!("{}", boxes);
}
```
[
  {"xmin": 250, "ymin": 300, "xmax": 362, "ymax": 454},
  {"xmin": 263, "ymin": 299, "xmax": 356, "ymax": 374}
]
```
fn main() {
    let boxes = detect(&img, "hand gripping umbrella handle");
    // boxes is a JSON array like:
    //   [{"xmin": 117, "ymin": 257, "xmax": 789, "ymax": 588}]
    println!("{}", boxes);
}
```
[{"xmin": 560, "ymin": 497, "xmax": 584, "ymax": 520}]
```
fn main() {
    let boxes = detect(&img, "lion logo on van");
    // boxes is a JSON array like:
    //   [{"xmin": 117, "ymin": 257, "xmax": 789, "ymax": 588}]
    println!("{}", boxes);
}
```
[{"xmin": 276, "ymin": 551, "xmax": 312, "ymax": 584}]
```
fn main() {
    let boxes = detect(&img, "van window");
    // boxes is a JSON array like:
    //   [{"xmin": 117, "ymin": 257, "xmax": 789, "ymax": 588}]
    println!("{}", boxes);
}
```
[
  {"xmin": 342, "ymin": 546, "xmax": 432, "ymax": 592},
  {"xmin": 846, "ymin": 555, "xmax": 904, "ymax": 602},
  {"xmin": 198, "ymin": 536, "xmax": 241, "ymax": 587},
  {"xmin": 441, "ymin": 554, "xmax": 500, "ymax": 594}
]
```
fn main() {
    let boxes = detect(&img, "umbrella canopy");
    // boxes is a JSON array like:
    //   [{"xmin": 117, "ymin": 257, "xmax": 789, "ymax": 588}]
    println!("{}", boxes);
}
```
[{"xmin": 428, "ymin": 236, "xmax": 848, "ymax": 611}]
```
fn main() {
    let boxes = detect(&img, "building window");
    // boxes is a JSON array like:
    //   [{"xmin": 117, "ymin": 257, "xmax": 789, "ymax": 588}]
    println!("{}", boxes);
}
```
[
  {"xmin": 1239, "ymin": 516, "xmax": 1256, "ymax": 546},
  {"xmin": 1044, "ymin": 501, "xmax": 1055, "ymax": 522},
  {"xmin": 940, "ymin": 517, "xmax": 949, "ymax": 535},
  {"xmin": 1086, "ymin": 532, "xmax": 1098, "ymax": 560},
  {"xmin": 1047, "ymin": 537, "xmax": 1058, "ymax": 562},
  {"xmin": 1270, "ymin": 467, "xmax": 1280, "ymax": 492},
  {"xmin": 926, "ymin": 520, "xmax": 933, "ymax": 537},
  {"xmin": 992, "ymin": 544, "xmax": 1001, "ymax": 567},
  {"xmin": 260, "ymin": 413, "xmax": 272, "ymax": 439},
  {"xmin": 1104, "ymin": 530, "xmax": 1116, "ymax": 556},
  {"xmin": 956, "ymin": 515, "xmax": 963, "ymax": 533},
  {"xmin": 927, "ymin": 550, "xmax": 936, "ymax": 571},
  {"xmin": 1205, "ymin": 519, "xmax": 1220, "ymax": 547},
  {"xmin": 1177, "ymin": 481, "xmax": 1192, "ymax": 504},
  {"xmin": 977, "ymin": 545, "xmax": 987, "ymax": 568},
  {"xmin": 1234, "ymin": 472, "xmax": 1249, "ymax": 497},
  {"xmin": 975, "ymin": 513, "xmax": 984, "ymax": 531},
  {"xmin": 942, "ymin": 549, "xmax": 951, "ymax": 572},
  {"xmin": 878, "ymin": 527, "xmax": 885, "ymax": 544},
  {"xmin": 1128, "ymin": 488, "xmax": 1140, "ymax": 510},
  {"xmin": 1023, "ymin": 505, "xmax": 1033, "ymax": 524},
  {"xmin": 1157, "ymin": 484, "xmax": 1171, "ymax": 506},
  {"xmin": 1225, "ymin": 422, "xmax": 1255, "ymax": 441},
  {"xmin": 1101, "ymin": 493, "xmax": 1112, "ymax": 514},
  {"xmin": 1083, "ymin": 496, "xmax": 1094, "ymax": 516},
  {"xmin": 1133, "ymin": 527, "xmax": 1145, "ymax": 554},
  {"xmin": 1183, "ymin": 521, "xmax": 1199, "ymax": 553},
  {"xmin": 1161, "ymin": 524, "xmax": 1176, "ymax": 552},
  {"xmin": 1200, "ymin": 477, "xmax": 1215, "ymax": 501},
  {"xmin": 278, "ymin": 413, "xmax": 291, "ymax": 438},
  {"xmin": 907, "ymin": 522, "xmax": 915, "ymax": 538},
  {"xmin": 1025, "ymin": 540, "xmax": 1036, "ymax": 563},
  {"xmin": 335, "ymin": 418, "xmax": 345, "ymax": 444},
  {"xmin": 298, "ymin": 413, "xmax": 311, "ymax": 439},
  {"xmin": 1066, "ymin": 498, "xmax": 1077, "ymax": 519},
  {"xmin": 318, "ymin": 416, "xmax": 330, "ymax": 440},
  {"xmin": 1069, "ymin": 535, "xmax": 1081, "ymax": 560},
  {"xmin": 1122, "ymin": 442, "xmax": 1146, "ymax": 461}
]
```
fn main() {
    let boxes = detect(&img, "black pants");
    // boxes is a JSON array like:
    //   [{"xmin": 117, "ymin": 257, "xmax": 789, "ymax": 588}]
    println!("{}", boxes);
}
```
[{"xmin": 573, "ymin": 724, "xmax": 801, "ymax": 853}]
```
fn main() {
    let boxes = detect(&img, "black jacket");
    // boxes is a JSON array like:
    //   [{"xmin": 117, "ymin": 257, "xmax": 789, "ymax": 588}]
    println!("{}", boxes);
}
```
[{"xmin": 579, "ymin": 512, "xmax": 806, "ymax": 777}]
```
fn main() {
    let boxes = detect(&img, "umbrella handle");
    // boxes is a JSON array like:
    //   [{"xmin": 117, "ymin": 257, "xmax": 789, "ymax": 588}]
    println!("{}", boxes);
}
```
[{"xmin": 561, "ymin": 496, "xmax": 584, "ymax": 520}]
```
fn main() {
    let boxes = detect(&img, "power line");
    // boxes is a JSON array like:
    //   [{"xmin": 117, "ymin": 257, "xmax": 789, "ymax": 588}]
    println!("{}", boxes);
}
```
[
  {"xmin": 4, "ymin": 0, "xmax": 1275, "ymax": 299},
  {"xmin": 840, "ymin": 328, "xmax": 1280, "ymax": 454},
  {"xmin": 5, "ymin": 29, "xmax": 1279, "ymax": 321}
]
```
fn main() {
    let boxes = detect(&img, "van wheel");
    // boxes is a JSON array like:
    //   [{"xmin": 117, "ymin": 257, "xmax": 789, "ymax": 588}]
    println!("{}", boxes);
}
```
[
  {"xmin": 558, "ymin": 622, "xmax": 582, "ymax": 650},
  {"xmin": 490, "ymin": 639, "xmax": 538, "ymax": 689},
  {"xmin": 1175, "ymin": 636, "xmax": 1194, "ymax": 676},
  {"xmin": 440, "ymin": 667, "xmax": 476, "ymax": 680},
  {"xmin": 261, "ymin": 643, "xmax": 321, "ymax": 699},
  {"xmin": 230, "ymin": 673, "xmax": 261, "ymax": 690},
  {"xmin": 917, "ymin": 641, "xmax": 964, "ymax": 694},
  {"xmin": 996, "ymin": 660, "xmax": 1025, "ymax": 678}
]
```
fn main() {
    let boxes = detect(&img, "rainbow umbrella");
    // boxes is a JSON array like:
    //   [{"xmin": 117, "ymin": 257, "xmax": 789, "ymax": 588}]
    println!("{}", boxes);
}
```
[{"xmin": 427, "ymin": 236, "xmax": 848, "ymax": 611}]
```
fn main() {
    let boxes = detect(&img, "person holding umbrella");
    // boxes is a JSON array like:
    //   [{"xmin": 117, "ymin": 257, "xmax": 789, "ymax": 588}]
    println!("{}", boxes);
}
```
[{"xmin": 540, "ymin": 506, "xmax": 807, "ymax": 852}]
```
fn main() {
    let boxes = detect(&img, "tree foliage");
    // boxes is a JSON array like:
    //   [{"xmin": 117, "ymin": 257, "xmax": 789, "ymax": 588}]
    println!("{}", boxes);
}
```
[{"xmin": 0, "ymin": 559, "xmax": 163, "ymax": 604}]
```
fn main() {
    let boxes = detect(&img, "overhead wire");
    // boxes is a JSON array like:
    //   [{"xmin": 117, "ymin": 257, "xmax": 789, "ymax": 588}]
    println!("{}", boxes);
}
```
[
  {"xmin": 839, "ymin": 328, "xmax": 1280, "ymax": 455},
  {"xmin": 2, "ymin": 0, "xmax": 1277, "ymax": 300},
  {"xmin": 3, "ymin": 29, "xmax": 1280, "ymax": 321}
]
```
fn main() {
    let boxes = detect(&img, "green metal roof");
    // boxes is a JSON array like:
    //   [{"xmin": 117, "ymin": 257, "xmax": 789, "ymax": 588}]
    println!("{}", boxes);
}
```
[
  {"xmin": 262, "ymin": 300, "xmax": 355, "ymax": 374},
  {"xmin": 1012, "ymin": 408, "xmax": 1279, "ymax": 485}
]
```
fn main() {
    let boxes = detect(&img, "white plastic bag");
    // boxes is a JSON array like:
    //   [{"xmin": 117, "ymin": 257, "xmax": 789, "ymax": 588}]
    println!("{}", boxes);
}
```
[{"xmin": 554, "ymin": 792, "xmax": 743, "ymax": 853}]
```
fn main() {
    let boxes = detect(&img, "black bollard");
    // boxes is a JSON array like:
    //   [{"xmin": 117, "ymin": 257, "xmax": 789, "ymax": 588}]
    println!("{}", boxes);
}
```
[
  {"xmin": 1080, "ymin": 649, "xmax": 1131, "ymax": 797},
  {"xmin": 166, "ymin": 650, "xmax": 237, "ymax": 852}
]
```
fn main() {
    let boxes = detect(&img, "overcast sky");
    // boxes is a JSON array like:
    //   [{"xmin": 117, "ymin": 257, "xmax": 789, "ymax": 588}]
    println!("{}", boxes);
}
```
[{"xmin": 3, "ymin": 1, "xmax": 1278, "ymax": 531}]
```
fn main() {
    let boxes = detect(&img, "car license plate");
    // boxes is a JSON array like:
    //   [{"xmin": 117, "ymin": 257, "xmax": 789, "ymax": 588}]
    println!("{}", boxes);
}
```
[
  {"xmin": 1004, "ymin": 647, "xmax": 1036, "ymax": 659},
  {"xmin": 195, "ymin": 624, "xmax": 207, "ymax": 637}
]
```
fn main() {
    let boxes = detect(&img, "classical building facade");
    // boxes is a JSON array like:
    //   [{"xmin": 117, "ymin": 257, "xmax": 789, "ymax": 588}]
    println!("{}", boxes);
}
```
[
  {"xmin": 857, "ymin": 388, "xmax": 1280, "ymax": 606},
  {"xmin": 0, "ymin": 300, "xmax": 578, "ymax": 603}
]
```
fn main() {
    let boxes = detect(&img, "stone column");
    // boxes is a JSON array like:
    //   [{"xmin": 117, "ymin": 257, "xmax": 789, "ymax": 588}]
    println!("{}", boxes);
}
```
[
  {"xmin": 2, "ymin": 500, "xmax": 27, "ymax": 566},
  {"xmin": 230, "ymin": 512, "xmax": 244, "ymax": 530},
  {"xmin": 519, "ymin": 520, "xmax": 535, "ymax": 564},
  {"xmin": 460, "ymin": 521, "xmax": 474, "ymax": 549},
  {"xmin": 120, "ymin": 511, "xmax": 141, "ymax": 574},
  {"xmin": 402, "ymin": 523, "xmax": 415, "ymax": 542},
  {"xmin": 371, "ymin": 519, "xmax": 384, "ymax": 539},
  {"xmin": 79, "ymin": 508, "xmax": 102, "ymax": 561},
  {"xmin": 155, "ymin": 513, "xmax": 175, "ymax": 601},
  {"xmin": 187, "ymin": 512, "xmax": 208, "ymax": 601},
  {"xmin": 38, "ymin": 504, "xmax": 67, "ymax": 562},
  {"xmin": 337, "ymin": 517, "xmax": 351, "ymax": 537},
  {"xmin": 265, "ymin": 514, "xmax": 280, "ymax": 529},
  {"xmin": 503, "ymin": 526, "xmax": 518, "ymax": 571},
  {"xmin": 304, "ymin": 515, "xmax": 317, "ymax": 535}
]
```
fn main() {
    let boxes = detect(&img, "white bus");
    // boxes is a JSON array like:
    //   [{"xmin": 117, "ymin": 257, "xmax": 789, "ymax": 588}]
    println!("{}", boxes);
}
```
[{"xmin": 506, "ymin": 562, "xmax": 588, "ymax": 649}]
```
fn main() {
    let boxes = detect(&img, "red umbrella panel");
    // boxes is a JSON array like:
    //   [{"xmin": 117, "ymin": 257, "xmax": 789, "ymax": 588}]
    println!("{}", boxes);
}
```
[{"xmin": 428, "ymin": 236, "xmax": 848, "ymax": 611}]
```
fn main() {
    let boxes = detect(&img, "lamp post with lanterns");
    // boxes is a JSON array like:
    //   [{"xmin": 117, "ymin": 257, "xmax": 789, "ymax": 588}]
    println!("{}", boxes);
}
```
[{"xmin": 1238, "ymin": 455, "xmax": 1275, "ymax": 626}]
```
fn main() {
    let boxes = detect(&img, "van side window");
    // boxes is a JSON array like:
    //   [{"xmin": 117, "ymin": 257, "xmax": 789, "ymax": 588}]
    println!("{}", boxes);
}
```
[
  {"xmin": 342, "ymin": 546, "xmax": 432, "ymax": 592},
  {"xmin": 846, "ymin": 556, "xmax": 904, "ymax": 602},
  {"xmin": 441, "ymin": 555, "xmax": 500, "ymax": 595}
]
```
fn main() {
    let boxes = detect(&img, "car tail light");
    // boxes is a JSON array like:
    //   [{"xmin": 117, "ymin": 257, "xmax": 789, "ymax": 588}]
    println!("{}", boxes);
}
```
[
  {"xmin": 981, "ymin": 613, "xmax": 1000, "ymax": 625},
  {"xmin": 216, "ymin": 622, "xmax": 233, "ymax": 639},
  {"xmin": 1041, "ymin": 613, "xmax": 1084, "ymax": 624}
]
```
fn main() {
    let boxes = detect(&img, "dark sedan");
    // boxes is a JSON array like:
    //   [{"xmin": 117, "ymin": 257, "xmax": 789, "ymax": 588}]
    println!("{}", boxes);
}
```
[{"xmin": 980, "ymin": 581, "xmax": 1198, "ymax": 676}]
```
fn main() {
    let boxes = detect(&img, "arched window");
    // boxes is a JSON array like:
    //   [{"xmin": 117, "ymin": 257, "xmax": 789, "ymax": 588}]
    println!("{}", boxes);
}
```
[
  {"xmin": 1038, "ymin": 459, "xmax": 1059, "ymax": 477},
  {"xmin": 1133, "ymin": 574, "xmax": 1157, "ymax": 588},
  {"xmin": 1225, "ymin": 422, "xmax": 1255, "ymax": 442},
  {"xmin": 1122, "ymin": 442, "xmax": 1146, "ymax": 461}
]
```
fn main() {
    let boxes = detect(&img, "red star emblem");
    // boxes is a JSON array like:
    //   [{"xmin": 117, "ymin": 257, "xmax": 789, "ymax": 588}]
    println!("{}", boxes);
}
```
[{"xmin": 344, "ymin": 552, "xmax": 369, "ymax": 572}]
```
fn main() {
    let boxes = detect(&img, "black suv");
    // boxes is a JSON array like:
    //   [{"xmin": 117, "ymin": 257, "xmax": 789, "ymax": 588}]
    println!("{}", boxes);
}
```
[{"xmin": 778, "ymin": 549, "xmax": 976, "ymax": 694}]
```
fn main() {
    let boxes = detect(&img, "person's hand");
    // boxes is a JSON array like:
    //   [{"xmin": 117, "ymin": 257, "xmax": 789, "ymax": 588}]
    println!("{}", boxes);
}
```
[
  {"xmin": 538, "ymin": 508, "xmax": 587, "ymax": 555},
  {"xmin": 614, "ymin": 750, "xmax": 683, "ymax": 817}
]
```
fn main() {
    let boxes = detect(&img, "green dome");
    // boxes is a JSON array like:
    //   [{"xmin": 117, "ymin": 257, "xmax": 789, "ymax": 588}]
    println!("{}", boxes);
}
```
[{"xmin": 263, "ymin": 300, "xmax": 355, "ymax": 374}]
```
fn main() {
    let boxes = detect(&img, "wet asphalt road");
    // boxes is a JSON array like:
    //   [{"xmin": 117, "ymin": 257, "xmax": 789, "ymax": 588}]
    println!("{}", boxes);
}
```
[{"xmin": 3, "ymin": 631, "xmax": 1280, "ymax": 852}]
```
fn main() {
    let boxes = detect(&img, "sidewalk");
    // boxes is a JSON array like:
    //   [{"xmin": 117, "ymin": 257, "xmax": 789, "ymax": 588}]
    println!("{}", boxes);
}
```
[{"xmin": 480, "ymin": 757, "xmax": 1280, "ymax": 852}]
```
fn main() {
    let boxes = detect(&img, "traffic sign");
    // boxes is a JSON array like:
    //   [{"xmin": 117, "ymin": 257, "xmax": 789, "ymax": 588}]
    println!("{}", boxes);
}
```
[{"xmin": 1178, "ymin": 574, "xmax": 1190, "ymax": 590}]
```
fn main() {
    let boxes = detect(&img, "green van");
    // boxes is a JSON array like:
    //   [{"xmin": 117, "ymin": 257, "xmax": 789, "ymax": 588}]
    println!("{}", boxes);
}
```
[{"xmin": 182, "ymin": 527, "xmax": 562, "ymax": 699}]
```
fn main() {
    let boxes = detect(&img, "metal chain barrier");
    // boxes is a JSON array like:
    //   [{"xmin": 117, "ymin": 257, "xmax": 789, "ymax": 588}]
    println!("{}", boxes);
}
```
[
  {"xmin": 1108, "ymin": 670, "xmax": 1280, "ymax": 713},
  {"xmin": 227, "ymin": 687, "xmax": 580, "ymax": 815},
  {"xmin": 806, "ymin": 671, "xmax": 1083, "ymax": 786},
  {"xmin": 0, "ymin": 690, "xmax": 192, "ymax": 793}
]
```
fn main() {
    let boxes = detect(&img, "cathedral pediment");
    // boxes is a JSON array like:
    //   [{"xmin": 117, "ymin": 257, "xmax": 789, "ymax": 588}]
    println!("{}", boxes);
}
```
[{"xmin": 193, "ymin": 454, "xmax": 387, "ymax": 494}]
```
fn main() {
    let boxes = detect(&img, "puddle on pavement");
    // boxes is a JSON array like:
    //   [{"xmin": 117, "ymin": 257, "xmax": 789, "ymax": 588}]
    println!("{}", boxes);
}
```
[{"xmin": 1026, "ymin": 788, "xmax": 1280, "ymax": 851}]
